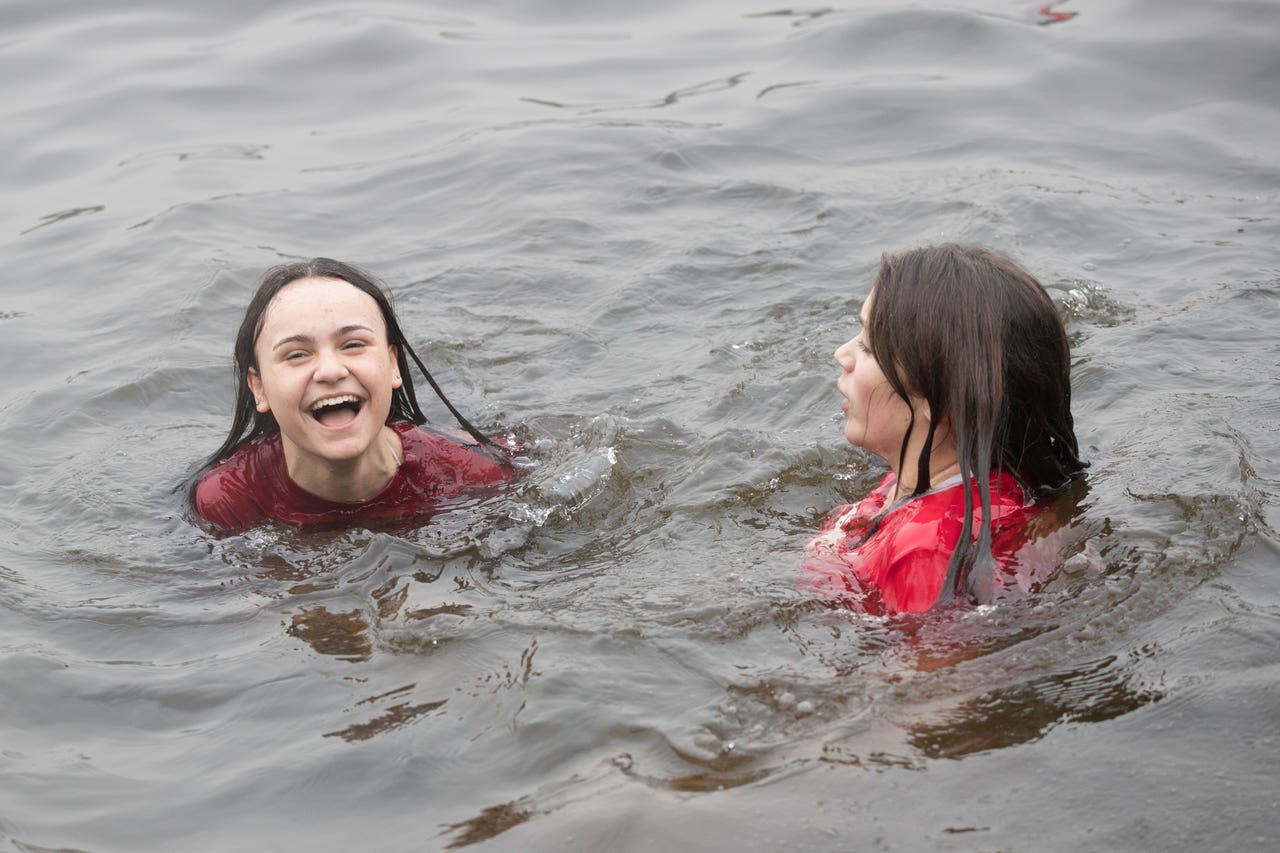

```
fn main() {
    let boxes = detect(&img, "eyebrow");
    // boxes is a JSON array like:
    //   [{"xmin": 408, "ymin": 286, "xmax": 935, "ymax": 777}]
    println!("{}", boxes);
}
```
[{"xmin": 271, "ymin": 324, "xmax": 377, "ymax": 350}]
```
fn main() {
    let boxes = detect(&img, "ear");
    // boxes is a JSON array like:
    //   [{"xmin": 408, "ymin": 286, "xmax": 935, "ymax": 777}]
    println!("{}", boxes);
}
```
[
  {"xmin": 389, "ymin": 345, "xmax": 402, "ymax": 389},
  {"xmin": 247, "ymin": 368, "xmax": 270, "ymax": 412}
]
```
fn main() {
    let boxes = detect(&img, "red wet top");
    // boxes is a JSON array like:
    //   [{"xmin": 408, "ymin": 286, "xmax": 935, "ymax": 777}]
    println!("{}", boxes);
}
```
[
  {"xmin": 194, "ymin": 421, "xmax": 512, "ymax": 531},
  {"xmin": 803, "ymin": 471, "xmax": 1050, "ymax": 614}
]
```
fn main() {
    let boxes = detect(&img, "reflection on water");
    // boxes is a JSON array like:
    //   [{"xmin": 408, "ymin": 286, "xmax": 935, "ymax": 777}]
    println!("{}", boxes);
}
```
[
  {"xmin": 325, "ymin": 696, "xmax": 448, "ymax": 743},
  {"xmin": 287, "ymin": 606, "xmax": 372, "ymax": 662},
  {"xmin": 905, "ymin": 654, "xmax": 1165, "ymax": 759},
  {"xmin": 438, "ymin": 756, "xmax": 636, "ymax": 849},
  {"xmin": 441, "ymin": 801, "xmax": 533, "ymax": 849}
]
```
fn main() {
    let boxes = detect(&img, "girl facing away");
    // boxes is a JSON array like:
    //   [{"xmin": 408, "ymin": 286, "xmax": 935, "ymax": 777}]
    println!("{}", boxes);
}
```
[
  {"xmin": 804, "ymin": 244, "xmax": 1087, "ymax": 614},
  {"xmin": 193, "ymin": 258, "xmax": 516, "ymax": 531}
]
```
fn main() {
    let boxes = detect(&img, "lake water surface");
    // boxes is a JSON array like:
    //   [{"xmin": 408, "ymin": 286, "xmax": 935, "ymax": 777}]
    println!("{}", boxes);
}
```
[{"xmin": 2, "ymin": 0, "xmax": 1279, "ymax": 850}]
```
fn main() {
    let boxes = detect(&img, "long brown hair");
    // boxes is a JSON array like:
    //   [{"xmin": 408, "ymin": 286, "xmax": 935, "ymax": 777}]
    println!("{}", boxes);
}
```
[{"xmin": 866, "ymin": 244, "xmax": 1086, "ymax": 606}]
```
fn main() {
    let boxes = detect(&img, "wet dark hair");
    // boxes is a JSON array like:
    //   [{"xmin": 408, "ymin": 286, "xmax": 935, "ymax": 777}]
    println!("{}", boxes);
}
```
[
  {"xmin": 203, "ymin": 257, "xmax": 510, "ymax": 470},
  {"xmin": 864, "ymin": 244, "xmax": 1086, "ymax": 608}
]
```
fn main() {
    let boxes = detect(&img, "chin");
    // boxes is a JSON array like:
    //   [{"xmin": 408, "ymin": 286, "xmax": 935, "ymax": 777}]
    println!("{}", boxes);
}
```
[{"xmin": 313, "ymin": 436, "xmax": 378, "ymax": 462}]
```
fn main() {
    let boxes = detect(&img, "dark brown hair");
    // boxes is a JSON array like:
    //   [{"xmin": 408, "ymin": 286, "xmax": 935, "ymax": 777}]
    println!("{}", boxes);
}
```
[
  {"xmin": 203, "ymin": 257, "xmax": 509, "ymax": 471},
  {"xmin": 866, "ymin": 244, "xmax": 1085, "ymax": 606}
]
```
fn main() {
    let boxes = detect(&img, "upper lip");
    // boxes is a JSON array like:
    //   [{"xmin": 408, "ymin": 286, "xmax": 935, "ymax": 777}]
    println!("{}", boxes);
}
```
[{"xmin": 308, "ymin": 393, "xmax": 363, "ymax": 412}]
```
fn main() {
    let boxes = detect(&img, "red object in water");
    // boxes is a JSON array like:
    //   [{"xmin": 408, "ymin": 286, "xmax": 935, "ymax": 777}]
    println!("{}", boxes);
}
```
[{"xmin": 1039, "ymin": 2, "xmax": 1078, "ymax": 24}]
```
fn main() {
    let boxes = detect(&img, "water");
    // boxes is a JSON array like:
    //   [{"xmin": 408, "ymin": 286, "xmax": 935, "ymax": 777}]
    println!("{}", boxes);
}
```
[{"xmin": 2, "ymin": 0, "xmax": 1279, "ymax": 849}]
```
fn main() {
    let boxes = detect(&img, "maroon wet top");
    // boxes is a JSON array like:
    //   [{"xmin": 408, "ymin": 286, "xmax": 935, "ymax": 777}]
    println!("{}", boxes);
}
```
[{"xmin": 195, "ymin": 421, "xmax": 512, "ymax": 530}]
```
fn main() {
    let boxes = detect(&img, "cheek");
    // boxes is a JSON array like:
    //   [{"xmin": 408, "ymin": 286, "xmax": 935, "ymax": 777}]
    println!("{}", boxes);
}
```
[
  {"xmin": 378, "ymin": 363, "xmax": 399, "ymax": 393},
  {"xmin": 851, "ymin": 370, "xmax": 913, "ymax": 440},
  {"xmin": 851, "ymin": 367, "xmax": 883, "ymax": 406}
]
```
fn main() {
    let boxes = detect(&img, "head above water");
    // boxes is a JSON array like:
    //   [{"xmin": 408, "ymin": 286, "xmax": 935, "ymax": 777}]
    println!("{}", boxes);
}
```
[
  {"xmin": 865, "ymin": 243, "xmax": 1084, "ymax": 497},
  {"xmin": 204, "ymin": 257, "xmax": 500, "ymax": 469}
]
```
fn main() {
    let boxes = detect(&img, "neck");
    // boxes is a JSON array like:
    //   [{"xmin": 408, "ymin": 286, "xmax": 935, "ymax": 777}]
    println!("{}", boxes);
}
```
[
  {"xmin": 890, "ymin": 425, "xmax": 961, "ymax": 502},
  {"xmin": 283, "ymin": 426, "xmax": 403, "ymax": 502},
  {"xmin": 893, "ymin": 457, "xmax": 962, "ymax": 501}
]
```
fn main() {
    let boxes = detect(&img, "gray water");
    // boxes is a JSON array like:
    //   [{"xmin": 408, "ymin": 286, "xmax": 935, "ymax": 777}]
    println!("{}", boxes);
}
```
[{"xmin": 2, "ymin": 0, "xmax": 1279, "ymax": 850}]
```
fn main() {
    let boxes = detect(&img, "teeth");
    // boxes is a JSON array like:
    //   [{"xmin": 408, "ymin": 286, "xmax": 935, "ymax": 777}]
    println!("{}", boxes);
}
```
[{"xmin": 310, "ymin": 394, "xmax": 359, "ymax": 412}]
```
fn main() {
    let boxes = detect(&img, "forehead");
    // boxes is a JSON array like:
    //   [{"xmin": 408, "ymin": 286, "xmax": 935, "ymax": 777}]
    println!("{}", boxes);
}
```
[
  {"xmin": 859, "ymin": 288, "xmax": 876, "ymax": 324},
  {"xmin": 259, "ymin": 276, "xmax": 386, "ymax": 335}
]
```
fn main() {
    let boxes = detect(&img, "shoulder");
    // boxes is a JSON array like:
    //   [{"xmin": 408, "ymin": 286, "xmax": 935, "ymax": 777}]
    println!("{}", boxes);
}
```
[
  {"xmin": 913, "ymin": 470, "xmax": 1028, "ymax": 518},
  {"xmin": 395, "ymin": 422, "xmax": 514, "ymax": 486},
  {"xmin": 194, "ymin": 438, "xmax": 278, "ymax": 530},
  {"xmin": 989, "ymin": 470, "xmax": 1030, "ymax": 513}
]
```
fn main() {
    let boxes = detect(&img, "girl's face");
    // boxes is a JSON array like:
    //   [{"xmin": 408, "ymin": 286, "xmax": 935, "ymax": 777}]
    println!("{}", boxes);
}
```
[
  {"xmin": 247, "ymin": 276, "xmax": 402, "ymax": 476},
  {"xmin": 834, "ymin": 290, "xmax": 919, "ymax": 464}
]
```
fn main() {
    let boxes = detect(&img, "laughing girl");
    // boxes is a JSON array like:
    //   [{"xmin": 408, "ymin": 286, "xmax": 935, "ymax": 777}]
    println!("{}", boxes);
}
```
[{"xmin": 194, "ymin": 258, "xmax": 514, "ymax": 530}]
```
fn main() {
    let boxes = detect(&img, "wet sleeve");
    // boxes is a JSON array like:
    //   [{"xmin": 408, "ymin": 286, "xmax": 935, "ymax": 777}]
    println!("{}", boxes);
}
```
[
  {"xmin": 439, "ymin": 437, "xmax": 518, "ymax": 488},
  {"xmin": 193, "ymin": 468, "xmax": 261, "ymax": 531}
]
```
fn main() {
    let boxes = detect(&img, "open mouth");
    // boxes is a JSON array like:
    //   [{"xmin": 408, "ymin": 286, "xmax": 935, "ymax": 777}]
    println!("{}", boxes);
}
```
[{"xmin": 309, "ymin": 394, "xmax": 363, "ymax": 427}]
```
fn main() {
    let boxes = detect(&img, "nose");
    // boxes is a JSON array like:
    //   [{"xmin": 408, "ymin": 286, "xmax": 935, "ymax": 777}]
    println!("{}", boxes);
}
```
[
  {"xmin": 834, "ymin": 338, "xmax": 857, "ymax": 371},
  {"xmin": 314, "ymin": 347, "xmax": 349, "ymax": 382}
]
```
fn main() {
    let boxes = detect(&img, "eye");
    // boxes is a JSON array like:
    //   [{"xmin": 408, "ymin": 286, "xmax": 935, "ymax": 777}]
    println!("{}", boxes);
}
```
[
  {"xmin": 337, "ymin": 335, "xmax": 373, "ymax": 350},
  {"xmin": 283, "ymin": 349, "xmax": 309, "ymax": 362}
]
